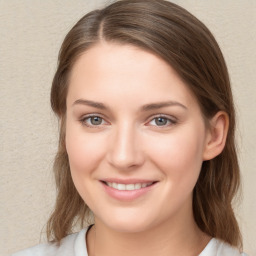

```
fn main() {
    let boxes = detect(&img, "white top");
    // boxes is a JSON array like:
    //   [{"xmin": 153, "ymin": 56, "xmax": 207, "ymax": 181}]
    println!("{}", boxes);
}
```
[{"xmin": 11, "ymin": 227, "xmax": 248, "ymax": 256}]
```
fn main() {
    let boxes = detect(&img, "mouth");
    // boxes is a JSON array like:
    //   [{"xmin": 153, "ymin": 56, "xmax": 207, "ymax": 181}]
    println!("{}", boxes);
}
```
[
  {"xmin": 102, "ymin": 181, "xmax": 156, "ymax": 191},
  {"xmin": 100, "ymin": 179, "xmax": 158, "ymax": 201}
]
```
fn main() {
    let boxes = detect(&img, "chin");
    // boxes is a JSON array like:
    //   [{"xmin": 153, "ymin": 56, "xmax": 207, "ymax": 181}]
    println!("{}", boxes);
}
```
[{"xmin": 97, "ymin": 211, "xmax": 158, "ymax": 234}]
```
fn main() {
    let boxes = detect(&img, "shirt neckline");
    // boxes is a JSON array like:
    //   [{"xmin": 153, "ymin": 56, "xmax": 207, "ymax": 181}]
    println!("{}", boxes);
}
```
[{"xmin": 76, "ymin": 227, "xmax": 236, "ymax": 256}]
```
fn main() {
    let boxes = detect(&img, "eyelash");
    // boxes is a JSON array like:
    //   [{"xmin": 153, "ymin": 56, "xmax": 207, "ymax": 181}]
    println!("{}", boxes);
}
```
[
  {"xmin": 79, "ymin": 114, "xmax": 108, "ymax": 128},
  {"xmin": 79, "ymin": 114, "xmax": 177, "ymax": 128},
  {"xmin": 146, "ymin": 114, "xmax": 177, "ymax": 127}
]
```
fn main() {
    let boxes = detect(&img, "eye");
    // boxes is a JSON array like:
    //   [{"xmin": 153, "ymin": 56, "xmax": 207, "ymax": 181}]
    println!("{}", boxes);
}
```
[
  {"xmin": 80, "ymin": 115, "xmax": 108, "ymax": 127},
  {"xmin": 147, "ymin": 115, "xmax": 176, "ymax": 127}
]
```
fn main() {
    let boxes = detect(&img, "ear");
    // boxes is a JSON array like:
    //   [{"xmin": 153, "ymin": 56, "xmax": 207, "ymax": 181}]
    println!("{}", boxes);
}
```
[{"xmin": 203, "ymin": 111, "xmax": 229, "ymax": 161}]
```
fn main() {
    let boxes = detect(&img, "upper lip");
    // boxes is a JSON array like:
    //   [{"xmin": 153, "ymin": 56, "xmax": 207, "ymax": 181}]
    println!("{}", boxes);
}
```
[{"xmin": 101, "ymin": 178, "xmax": 158, "ymax": 184}]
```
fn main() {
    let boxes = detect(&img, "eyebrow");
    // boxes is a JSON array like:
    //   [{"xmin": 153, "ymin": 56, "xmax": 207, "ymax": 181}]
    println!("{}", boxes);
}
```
[
  {"xmin": 72, "ymin": 99, "xmax": 187, "ymax": 111},
  {"xmin": 141, "ymin": 101, "xmax": 187, "ymax": 111},
  {"xmin": 72, "ymin": 99, "xmax": 108, "ymax": 110}
]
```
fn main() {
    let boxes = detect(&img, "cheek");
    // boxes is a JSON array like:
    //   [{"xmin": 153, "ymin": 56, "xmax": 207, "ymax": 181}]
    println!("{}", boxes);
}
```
[
  {"xmin": 147, "ymin": 125, "xmax": 205, "ymax": 187},
  {"xmin": 65, "ymin": 123, "xmax": 107, "ymax": 207},
  {"xmin": 65, "ymin": 123, "xmax": 106, "ymax": 176}
]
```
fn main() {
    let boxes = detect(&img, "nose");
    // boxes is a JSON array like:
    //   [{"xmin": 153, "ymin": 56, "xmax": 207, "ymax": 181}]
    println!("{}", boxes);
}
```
[{"xmin": 107, "ymin": 122, "xmax": 145, "ymax": 171}]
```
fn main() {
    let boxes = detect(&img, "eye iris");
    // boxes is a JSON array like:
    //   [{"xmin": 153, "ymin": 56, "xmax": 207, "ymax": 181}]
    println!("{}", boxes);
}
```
[
  {"xmin": 155, "ymin": 117, "xmax": 167, "ymax": 126},
  {"xmin": 91, "ymin": 116, "xmax": 102, "ymax": 125}
]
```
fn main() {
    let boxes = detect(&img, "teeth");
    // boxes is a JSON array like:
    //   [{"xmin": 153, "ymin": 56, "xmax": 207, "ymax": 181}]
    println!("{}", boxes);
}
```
[
  {"xmin": 106, "ymin": 182, "xmax": 153, "ymax": 191},
  {"xmin": 135, "ymin": 183, "xmax": 141, "ymax": 189},
  {"xmin": 117, "ymin": 183, "xmax": 125, "ymax": 190},
  {"xmin": 126, "ymin": 184, "xmax": 135, "ymax": 190}
]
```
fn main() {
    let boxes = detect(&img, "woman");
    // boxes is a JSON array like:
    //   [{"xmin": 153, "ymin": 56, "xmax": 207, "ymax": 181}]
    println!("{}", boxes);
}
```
[{"xmin": 12, "ymin": 0, "xmax": 248, "ymax": 255}]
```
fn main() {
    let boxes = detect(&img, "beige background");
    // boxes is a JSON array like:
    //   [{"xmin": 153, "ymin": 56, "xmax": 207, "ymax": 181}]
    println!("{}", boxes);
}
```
[{"xmin": 1, "ymin": 0, "xmax": 255, "ymax": 255}]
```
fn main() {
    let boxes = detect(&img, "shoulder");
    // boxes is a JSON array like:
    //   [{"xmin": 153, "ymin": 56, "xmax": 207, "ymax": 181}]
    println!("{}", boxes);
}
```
[
  {"xmin": 199, "ymin": 238, "xmax": 249, "ymax": 256},
  {"xmin": 11, "ymin": 228, "xmax": 88, "ymax": 256}
]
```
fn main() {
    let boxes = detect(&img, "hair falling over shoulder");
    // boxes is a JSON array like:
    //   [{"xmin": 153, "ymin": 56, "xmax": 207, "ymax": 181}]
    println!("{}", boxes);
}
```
[{"xmin": 47, "ymin": 0, "xmax": 242, "ymax": 249}]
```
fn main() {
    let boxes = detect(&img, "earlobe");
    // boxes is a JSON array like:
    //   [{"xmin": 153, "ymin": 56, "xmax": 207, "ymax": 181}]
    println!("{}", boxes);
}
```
[{"xmin": 203, "ymin": 111, "xmax": 229, "ymax": 161}]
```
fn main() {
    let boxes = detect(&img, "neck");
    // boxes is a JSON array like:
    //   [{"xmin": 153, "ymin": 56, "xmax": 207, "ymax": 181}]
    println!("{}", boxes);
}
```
[{"xmin": 87, "ymin": 210, "xmax": 211, "ymax": 256}]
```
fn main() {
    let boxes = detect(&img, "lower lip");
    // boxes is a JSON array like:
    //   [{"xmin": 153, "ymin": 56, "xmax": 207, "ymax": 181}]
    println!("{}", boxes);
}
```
[{"xmin": 101, "ymin": 182, "xmax": 157, "ymax": 201}]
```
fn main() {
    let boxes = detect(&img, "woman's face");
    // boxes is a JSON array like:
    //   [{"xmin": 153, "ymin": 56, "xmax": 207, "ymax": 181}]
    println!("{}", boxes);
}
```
[{"xmin": 65, "ymin": 43, "xmax": 210, "ymax": 233}]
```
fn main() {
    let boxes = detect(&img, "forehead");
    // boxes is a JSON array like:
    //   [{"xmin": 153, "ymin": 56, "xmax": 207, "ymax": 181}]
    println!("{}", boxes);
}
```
[
  {"xmin": 70, "ymin": 42, "xmax": 173, "ymax": 82},
  {"xmin": 67, "ymin": 42, "xmax": 198, "ymax": 111}
]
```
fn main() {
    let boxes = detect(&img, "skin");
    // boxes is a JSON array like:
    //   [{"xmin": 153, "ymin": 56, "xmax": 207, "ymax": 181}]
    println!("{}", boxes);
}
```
[{"xmin": 65, "ymin": 42, "xmax": 228, "ymax": 256}]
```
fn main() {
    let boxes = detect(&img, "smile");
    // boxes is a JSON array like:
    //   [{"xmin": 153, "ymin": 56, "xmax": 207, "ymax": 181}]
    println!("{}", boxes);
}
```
[
  {"xmin": 101, "ymin": 180, "xmax": 157, "ymax": 201},
  {"xmin": 105, "ymin": 182, "xmax": 154, "ymax": 191}
]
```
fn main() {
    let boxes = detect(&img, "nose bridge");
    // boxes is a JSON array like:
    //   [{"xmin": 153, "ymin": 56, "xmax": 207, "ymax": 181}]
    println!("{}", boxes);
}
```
[{"xmin": 107, "ymin": 120, "xmax": 143, "ymax": 169}]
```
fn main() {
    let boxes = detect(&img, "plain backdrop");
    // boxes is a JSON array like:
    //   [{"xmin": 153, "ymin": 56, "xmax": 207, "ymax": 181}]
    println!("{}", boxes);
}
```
[{"xmin": 1, "ymin": 1, "xmax": 255, "ymax": 255}]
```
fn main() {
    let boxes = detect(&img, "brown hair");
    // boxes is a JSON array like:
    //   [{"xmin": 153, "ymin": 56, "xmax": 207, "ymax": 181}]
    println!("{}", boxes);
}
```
[{"xmin": 48, "ymin": 0, "xmax": 242, "ymax": 248}]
